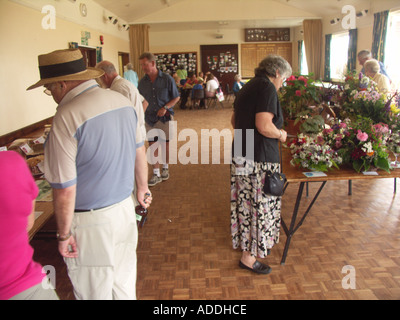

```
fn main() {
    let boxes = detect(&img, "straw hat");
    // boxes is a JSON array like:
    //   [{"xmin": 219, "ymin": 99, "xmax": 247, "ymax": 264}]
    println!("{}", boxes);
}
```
[{"xmin": 27, "ymin": 49, "xmax": 104, "ymax": 90}]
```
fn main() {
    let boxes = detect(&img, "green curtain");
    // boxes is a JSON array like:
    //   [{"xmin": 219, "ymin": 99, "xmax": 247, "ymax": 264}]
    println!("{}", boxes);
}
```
[
  {"xmin": 372, "ymin": 10, "xmax": 389, "ymax": 63},
  {"xmin": 96, "ymin": 47, "xmax": 103, "ymax": 63},
  {"xmin": 298, "ymin": 40, "xmax": 303, "ymax": 73},
  {"xmin": 324, "ymin": 34, "xmax": 332, "ymax": 81},
  {"xmin": 347, "ymin": 29, "xmax": 358, "ymax": 73}
]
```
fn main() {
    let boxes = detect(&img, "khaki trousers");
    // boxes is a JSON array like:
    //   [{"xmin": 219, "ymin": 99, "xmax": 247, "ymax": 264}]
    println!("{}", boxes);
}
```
[{"xmin": 65, "ymin": 196, "xmax": 138, "ymax": 300}]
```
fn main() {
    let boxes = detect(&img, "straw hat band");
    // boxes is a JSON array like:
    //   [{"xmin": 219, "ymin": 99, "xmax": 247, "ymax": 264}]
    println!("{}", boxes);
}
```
[
  {"xmin": 39, "ymin": 57, "xmax": 86, "ymax": 79},
  {"xmin": 27, "ymin": 49, "xmax": 104, "ymax": 90}
]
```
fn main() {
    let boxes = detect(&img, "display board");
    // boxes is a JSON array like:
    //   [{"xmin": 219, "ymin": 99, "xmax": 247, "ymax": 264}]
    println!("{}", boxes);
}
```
[
  {"xmin": 154, "ymin": 52, "xmax": 197, "ymax": 75},
  {"xmin": 241, "ymin": 43, "xmax": 292, "ymax": 78},
  {"xmin": 245, "ymin": 28, "xmax": 290, "ymax": 42}
]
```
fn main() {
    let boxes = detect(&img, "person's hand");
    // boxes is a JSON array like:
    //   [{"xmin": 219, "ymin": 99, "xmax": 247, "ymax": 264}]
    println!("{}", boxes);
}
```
[
  {"xmin": 138, "ymin": 189, "xmax": 152, "ymax": 209},
  {"xmin": 280, "ymin": 129, "xmax": 287, "ymax": 143},
  {"xmin": 58, "ymin": 235, "xmax": 78, "ymax": 258},
  {"xmin": 157, "ymin": 107, "xmax": 167, "ymax": 117}
]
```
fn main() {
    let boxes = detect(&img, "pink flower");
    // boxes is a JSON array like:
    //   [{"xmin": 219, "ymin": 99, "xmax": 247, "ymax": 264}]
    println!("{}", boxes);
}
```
[
  {"xmin": 356, "ymin": 130, "xmax": 368, "ymax": 142},
  {"xmin": 286, "ymin": 75, "xmax": 296, "ymax": 86},
  {"xmin": 335, "ymin": 141, "xmax": 343, "ymax": 149},
  {"xmin": 295, "ymin": 90, "xmax": 302, "ymax": 97},
  {"xmin": 298, "ymin": 76, "xmax": 308, "ymax": 86},
  {"xmin": 339, "ymin": 123, "xmax": 347, "ymax": 129}
]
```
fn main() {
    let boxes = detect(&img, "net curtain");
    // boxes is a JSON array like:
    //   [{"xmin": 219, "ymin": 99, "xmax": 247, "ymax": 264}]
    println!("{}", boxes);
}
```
[{"xmin": 324, "ymin": 34, "xmax": 332, "ymax": 81}]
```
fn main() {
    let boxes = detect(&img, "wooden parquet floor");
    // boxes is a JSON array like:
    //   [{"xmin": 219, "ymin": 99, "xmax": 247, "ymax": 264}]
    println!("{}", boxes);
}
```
[{"xmin": 31, "ymin": 101, "xmax": 400, "ymax": 300}]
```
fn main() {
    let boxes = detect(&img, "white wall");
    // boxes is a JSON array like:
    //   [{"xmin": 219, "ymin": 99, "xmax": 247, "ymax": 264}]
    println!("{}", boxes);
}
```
[{"xmin": 0, "ymin": 0, "xmax": 130, "ymax": 136}]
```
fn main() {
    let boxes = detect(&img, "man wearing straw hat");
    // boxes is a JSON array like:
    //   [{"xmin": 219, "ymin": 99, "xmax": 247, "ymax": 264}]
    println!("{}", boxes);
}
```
[{"xmin": 27, "ymin": 49, "xmax": 152, "ymax": 300}]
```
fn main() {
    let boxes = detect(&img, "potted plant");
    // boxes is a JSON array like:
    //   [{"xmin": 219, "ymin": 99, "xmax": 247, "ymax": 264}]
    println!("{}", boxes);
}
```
[{"xmin": 279, "ymin": 74, "xmax": 322, "ymax": 134}]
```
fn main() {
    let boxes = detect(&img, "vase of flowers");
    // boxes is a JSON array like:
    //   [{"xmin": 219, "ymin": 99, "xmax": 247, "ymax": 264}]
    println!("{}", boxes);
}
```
[{"xmin": 287, "ymin": 133, "xmax": 342, "ymax": 172}]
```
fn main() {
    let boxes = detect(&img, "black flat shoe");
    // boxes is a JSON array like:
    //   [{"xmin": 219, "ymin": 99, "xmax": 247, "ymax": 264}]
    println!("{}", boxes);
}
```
[{"xmin": 239, "ymin": 260, "xmax": 272, "ymax": 275}]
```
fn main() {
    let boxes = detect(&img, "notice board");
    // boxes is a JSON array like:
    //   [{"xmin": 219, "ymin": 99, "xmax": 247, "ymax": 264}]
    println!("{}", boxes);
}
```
[{"xmin": 154, "ymin": 52, "xmax": 197, "ymax": 75}]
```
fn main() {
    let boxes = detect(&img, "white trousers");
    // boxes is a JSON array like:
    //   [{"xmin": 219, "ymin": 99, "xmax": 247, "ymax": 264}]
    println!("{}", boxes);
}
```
[{"xmin": 64, "ymin": 196, "xmax": 138, "ymax": 300}]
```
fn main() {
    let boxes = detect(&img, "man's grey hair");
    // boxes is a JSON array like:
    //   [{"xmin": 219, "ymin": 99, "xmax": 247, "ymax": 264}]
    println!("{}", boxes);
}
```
[
  {"xmin": 255, "ymin": 54, "xmax": 292, "ymax": 79},
  {"xmin": 357, "ymin": 50, "xmax": 372, "ymax": 59},
  {"xmin": 139, "ymin": 52, "xmax": 156, "ymax": 62},
  {"xmin": 96, "ymin": 60, "xmax": 117, "ymax": 75}
]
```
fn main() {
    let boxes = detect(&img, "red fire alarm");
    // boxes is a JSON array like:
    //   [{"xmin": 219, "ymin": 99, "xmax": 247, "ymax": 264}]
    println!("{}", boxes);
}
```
[{"xmin": 100, "ymin": 35, "xmax": 104, "ymax": 45}]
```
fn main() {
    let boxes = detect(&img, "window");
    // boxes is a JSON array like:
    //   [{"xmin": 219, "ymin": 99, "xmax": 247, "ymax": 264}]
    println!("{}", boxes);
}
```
[
  {"xmin": 330, "ymin": 32, "xmax": 350, "ymax": 81},
  {"xmin": 384, "ymin": 10, "xmax": 400, "ymax": 89},
  {"xmin": 300, "ymin": 41, "xmax": 309, "ymax": 75}
]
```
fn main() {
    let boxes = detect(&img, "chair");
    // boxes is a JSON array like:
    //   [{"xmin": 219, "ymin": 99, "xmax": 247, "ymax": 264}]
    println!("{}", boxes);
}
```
[
  {"xmin": 191, "ymin": 89, "xmax": 205, "ymax": 109},
  {"xmin": 225, "ymin": 83, "xmax": 234, "ymax": 102},
  {"xmin": 205, "ymin": 91, "xmax": 223, "ymax": 109}
]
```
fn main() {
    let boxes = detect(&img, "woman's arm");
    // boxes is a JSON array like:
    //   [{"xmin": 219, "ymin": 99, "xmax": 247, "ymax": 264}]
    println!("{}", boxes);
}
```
[{"xmin": 255, "ymin": 112, "xmax": 287, "ymax": 142}]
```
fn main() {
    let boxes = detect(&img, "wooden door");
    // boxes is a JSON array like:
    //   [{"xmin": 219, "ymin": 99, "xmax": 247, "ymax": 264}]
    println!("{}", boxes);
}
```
[
  {"xmin": 78, "ymin": 47, "xmax": 97, "ymax": 67},
  {"xmin": 118, "ymin": 52, "xmax": 130, "ymax": 76},
  {"xmin": 200, "ymin": 44, "xmax": 239, "ymax": 94}
]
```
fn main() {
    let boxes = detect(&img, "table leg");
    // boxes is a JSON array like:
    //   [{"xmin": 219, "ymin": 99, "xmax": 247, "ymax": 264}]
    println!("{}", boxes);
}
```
[
  {"xmin": 280, "ymin": 181, "xmax": 327, "ymax": 265},
  {"xmin": 280, "ymin": 182, "xmax": 305, "ymax": 265}
]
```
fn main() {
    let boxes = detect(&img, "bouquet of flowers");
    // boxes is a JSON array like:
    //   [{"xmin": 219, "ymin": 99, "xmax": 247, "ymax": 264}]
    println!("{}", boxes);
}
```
[
  {"xmin": 323, "ymin": 117, "xmax": 391, "ymax": 173},
  {"xmin": 288, "ymin": 133, "xmax": 342, "ymax": 172},
  {"xmin": 341, "ymin": 74, "xmax": 391, "ymax": 124}
]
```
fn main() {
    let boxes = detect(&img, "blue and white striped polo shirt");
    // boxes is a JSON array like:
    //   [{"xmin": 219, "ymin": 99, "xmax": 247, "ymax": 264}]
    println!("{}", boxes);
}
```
[{"xmin": 44, "ymin": 80, "xmax": 144, "ymax": 210}]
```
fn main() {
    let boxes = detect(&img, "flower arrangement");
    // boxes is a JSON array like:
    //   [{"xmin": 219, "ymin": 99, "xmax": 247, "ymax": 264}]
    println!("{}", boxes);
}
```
[
  {"xmin": 322, "ymin": 117, "xmax": 391, "ymax": 173},
  {"xmin": 288, "ymin": 133, "xmax": 342, "ymax": 172},
  {"xmin": 279, "ymin": 74, "xmax": 322, "ymax": 120},
  {"xmin": 339, "ymin": 72, "xmax": 392, "ymax": 124},
  {"xmin": 387, "ymin": 115, "xmax": 400, "ymax": 167}
]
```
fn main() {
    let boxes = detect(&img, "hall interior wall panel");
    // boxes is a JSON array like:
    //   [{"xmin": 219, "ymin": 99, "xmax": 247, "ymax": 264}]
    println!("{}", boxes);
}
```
[{"xmin": 241, "ymin": 43, "xmax": 292, "ymax": 78}]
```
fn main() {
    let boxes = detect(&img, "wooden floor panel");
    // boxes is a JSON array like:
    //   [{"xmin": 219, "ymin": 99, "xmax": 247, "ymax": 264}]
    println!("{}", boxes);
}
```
[{"xmin": 31, "ymin": 103, "xmax": 400, "ymax": 300}]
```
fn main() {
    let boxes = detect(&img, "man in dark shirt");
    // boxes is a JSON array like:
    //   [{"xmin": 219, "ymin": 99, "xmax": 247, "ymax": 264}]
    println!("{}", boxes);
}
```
[{"xmin": 138, "ymin": 52, "xmax": 180, "ymax": 186}]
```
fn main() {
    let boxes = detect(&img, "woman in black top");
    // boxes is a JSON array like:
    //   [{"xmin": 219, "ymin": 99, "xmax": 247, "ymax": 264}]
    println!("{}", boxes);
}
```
[{"xmin": 230, "ymin": 55, "xmax": 292, "ymax": 274}]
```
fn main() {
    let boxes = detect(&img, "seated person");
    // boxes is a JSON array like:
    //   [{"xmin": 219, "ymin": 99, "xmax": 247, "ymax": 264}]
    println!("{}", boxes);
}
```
[
  {"xmin": 180, "ymin": 72, "xmax": 198, "ymax": 109},
  {"xmin": 191, "ymin": 79, "xmax": 205, "ymax": 108},
  {"xmin": 205, "ymin": 73, "xmax": 219, "ymax": 98},
  {"xmin": 197, "ymin": 71, "xmax": 205, "ymax": 83},
  {"xmin": 364, "ymin": 59, "xmax": 391, "ymax": 93},
  {"xmin": 233, "ymin": 74, "xmax": 245, "ymax": 96}
]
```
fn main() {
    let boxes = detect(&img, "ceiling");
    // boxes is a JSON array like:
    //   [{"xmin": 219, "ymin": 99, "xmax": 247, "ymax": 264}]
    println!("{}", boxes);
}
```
[{"xmin": 93, "ymin": 0, "xmax": 371, "ymax": 31}]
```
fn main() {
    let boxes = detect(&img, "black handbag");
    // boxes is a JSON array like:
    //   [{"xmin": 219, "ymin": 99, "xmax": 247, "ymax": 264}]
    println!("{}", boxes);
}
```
[
  {"xmin": 263, "ymin": 171, "xmax": 287, "ymax": 196},
  {"xmin": 263, "ymin": 140, "xmax": 287, "ymax": 196}
]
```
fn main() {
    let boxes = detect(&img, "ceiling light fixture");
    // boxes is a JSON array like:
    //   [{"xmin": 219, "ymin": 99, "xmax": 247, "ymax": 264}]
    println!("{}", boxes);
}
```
[
  {"xmin": 108, "ymin": 16, "xmax": 118, "ymax": 25},
  {"xmin": 330, "ymin": 18, "xmax": 340, "ymax": 25},
  {"xmin": 356, "ymin": 9, "xmax": 368, "ymax": 18}
]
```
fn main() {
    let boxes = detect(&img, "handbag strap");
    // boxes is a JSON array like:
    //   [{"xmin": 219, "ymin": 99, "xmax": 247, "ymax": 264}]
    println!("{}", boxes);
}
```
[{"xmin": 279, "ymin": 141, "xmax": 283, "ymax": 174}]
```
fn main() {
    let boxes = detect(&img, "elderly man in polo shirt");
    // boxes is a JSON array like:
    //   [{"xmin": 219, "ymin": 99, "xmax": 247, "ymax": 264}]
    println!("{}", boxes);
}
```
[
  {"xmin": 27, "ymin": 49, "xmax": 152, "ymax": 300},
  {"xmin": 96, "ymin": 60, "xmax": 148, "ymax": 208},
  {"xmin": 138, "ymin": 52, "xmax": 180, "ymax": 187}
]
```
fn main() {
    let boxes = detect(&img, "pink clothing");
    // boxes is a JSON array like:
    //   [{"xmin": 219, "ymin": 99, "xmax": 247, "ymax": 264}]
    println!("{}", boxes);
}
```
[{"xmin": 0, "ymin": 151, "xmax": 44, "ymax": 300}]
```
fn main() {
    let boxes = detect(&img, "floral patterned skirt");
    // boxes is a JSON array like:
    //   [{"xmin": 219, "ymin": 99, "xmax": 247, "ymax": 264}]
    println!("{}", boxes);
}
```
[{"xmin": 230, "ymin": 157, "xmax": 282, "ymax": 258}]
